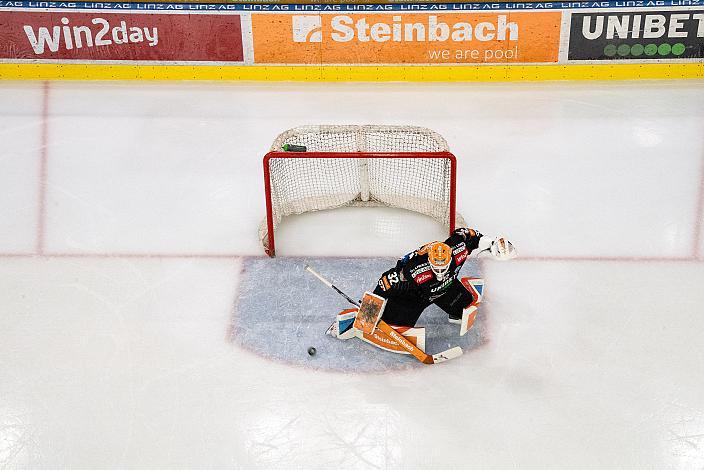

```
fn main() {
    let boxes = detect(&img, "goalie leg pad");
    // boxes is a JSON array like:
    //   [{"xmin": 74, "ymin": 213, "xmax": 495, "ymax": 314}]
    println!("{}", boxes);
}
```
[
  {"xmin": 458, "ymin": 277, "xmax": 484, "ymax": 336},
  {"xmin": 460, "ymin": 305, "xmax": 478, "ymax": 336},
  {"xmin": 461, "ymin": 277, "xmax": 484, "ymax": 305},
  {"xmin": 356, "ymin": 325, "xmax": 426, "ymax": 354},
  {"xmin": 395, "ymin": 326, "xmax": 426, "ymax": 352},
  {"xmin": 327, "ymin": 308, "xmax": 357, "ymax": 340}
]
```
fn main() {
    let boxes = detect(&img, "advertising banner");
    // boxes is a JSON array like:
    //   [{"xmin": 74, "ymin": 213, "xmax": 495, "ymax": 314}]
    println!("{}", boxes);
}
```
[
  {"xmin": 0, "ymin": 2, "xmax": 701, "ymax": 81},
  {"xmin": 0, "ymin": 11, "xmax": 244, "ymax": 61},
  {"xmin": 252, "ymin": 12, "xmax": 561, "ymax": 64},
  {"xmin": 569, "ymin": 10, "xmax": 704, "ymax": 60}
]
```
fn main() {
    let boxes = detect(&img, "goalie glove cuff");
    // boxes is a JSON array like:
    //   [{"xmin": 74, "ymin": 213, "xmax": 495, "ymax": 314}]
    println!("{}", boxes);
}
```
[{"xmin": 477, "ymin": 236, "xmax": 493, "ymax": 253}]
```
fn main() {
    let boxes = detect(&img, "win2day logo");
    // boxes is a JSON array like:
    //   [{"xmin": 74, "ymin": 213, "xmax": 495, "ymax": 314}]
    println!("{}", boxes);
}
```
[{"xmin": 568, "ymin": 11, "xmax": 704, "ymax": 60}]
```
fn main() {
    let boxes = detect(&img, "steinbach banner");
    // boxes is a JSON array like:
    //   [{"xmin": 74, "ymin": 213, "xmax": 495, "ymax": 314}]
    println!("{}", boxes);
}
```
[
  {"xmin": 251, "ymin": 12, "xmax": 561, "ymax": 64},
  {"xmin": 0, "ymin": 11, "xmax": 244, "ymax": 61},
  {"xmin": 569, "ymin": 10, "xmax": 704, "ymax": 60}
]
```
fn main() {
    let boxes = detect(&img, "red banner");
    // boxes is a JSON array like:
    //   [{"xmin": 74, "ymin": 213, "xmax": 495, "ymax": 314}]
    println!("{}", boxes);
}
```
[{"xmin": 0, "ymin": 12, "xmax": 243, "ymax": 62}]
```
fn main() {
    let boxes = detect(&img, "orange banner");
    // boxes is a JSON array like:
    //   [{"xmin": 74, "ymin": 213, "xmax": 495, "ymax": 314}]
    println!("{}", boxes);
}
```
[{"xmin": 252, "ymin": 12, "xmax": 561, "ymax": 64}]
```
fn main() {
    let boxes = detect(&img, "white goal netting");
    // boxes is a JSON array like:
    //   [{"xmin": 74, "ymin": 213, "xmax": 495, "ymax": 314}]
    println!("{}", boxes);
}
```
[{"xmin": 261, "ymin": 125, "xmax": 464, "ymax": 256}]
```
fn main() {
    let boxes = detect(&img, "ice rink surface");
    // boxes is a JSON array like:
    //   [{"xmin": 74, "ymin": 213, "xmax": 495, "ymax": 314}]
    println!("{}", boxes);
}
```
[{"xmin": 1, "ymin": 80, "xmax": 704, "ymax": 468}]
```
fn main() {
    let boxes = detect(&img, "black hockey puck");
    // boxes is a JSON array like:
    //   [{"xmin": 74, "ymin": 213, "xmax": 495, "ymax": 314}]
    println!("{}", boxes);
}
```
[{"xmin": 307, "ymin": 347, "xmax": 317, "ymax": 356}]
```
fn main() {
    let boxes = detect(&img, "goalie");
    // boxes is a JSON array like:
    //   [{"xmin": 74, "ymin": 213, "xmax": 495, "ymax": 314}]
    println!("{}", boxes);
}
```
[
  {"xmin": 309, "ymin": 228, "xmax": 515, "ymax": 363},
  {"xmin": 372, "ymin": 228, "xmax": 516, "ymax": 333}
]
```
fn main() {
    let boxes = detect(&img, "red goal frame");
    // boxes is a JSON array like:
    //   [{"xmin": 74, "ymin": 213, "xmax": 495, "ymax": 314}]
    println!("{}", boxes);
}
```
[{"xmin": 262, "ymin": 151, "xmax": 458, "ymax": 257}]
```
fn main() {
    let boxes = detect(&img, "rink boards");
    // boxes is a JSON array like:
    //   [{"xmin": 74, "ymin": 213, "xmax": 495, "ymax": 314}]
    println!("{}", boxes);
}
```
[{"xmin": 0, "ymin": 1, "xmax": 702, "ymax": 80}]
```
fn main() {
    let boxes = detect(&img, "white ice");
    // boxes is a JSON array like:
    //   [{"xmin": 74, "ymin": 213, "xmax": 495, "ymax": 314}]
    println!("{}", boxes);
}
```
[{"xmin": 1, "ymin": 80, "xmax": 703, "ymax": 468}]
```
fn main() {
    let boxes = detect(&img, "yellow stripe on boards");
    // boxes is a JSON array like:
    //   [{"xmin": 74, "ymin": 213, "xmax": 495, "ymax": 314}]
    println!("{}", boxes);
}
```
[{"xmin": 0, "ymin": 63, "xmax": 702, "ymax": 82}]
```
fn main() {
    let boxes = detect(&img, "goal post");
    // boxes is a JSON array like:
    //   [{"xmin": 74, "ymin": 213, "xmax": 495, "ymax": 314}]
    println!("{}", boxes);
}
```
[{"xmin": 260, "ymin": 125, "xmax": 465, "ymax": 257}]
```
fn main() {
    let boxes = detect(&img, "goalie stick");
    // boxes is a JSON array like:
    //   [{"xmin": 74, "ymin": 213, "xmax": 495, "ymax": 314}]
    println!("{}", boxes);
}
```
[
  {"xmin": 304, "ymin": 265, "xmax": 359, "ymax": 336},
  {"xmin": 304, "ymin": 265, "xmax": 462, "ymax": 365},
  {"xmin": 305, "ymin": 265, "xmax": 359, "ymax": 308}
]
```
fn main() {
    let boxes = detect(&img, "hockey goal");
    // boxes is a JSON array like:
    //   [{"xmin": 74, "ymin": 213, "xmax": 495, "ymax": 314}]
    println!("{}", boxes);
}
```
[{"xmin": 260, "ymin": 125, "xmax": 465, "ymax": 256}]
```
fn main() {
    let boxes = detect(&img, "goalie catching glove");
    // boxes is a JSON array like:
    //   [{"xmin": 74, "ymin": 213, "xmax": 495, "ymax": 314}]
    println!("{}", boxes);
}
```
[{"xmin": 478, "ymin": 235, "xmax": 517, "ymax": 261}]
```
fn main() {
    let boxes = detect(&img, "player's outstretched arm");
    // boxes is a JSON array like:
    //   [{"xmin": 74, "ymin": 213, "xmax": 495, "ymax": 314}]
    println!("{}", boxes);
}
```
[
  {"xmin": 448, "ymin": 227, "xmax": 517, "ymax": 260},
  {"xmin": 448, "ymin": 227, "xmax": 482, "ymax": 249}
]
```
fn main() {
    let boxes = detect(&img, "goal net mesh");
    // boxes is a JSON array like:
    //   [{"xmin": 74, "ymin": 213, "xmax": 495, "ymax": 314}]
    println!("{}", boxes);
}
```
[{"xmin": 261, "ymin": 125, "xmax": 464, "ymax": 255}]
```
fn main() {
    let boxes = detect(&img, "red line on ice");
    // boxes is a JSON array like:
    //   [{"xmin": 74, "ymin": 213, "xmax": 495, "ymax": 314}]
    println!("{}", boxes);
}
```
[
  {"xmin": 36, "ymin": 81, "xmax": 50, "ymax": 255},
  {"xmin": 514, "ymin": 255, "xmax": 698, "ymax": 263},
  {"xmin": 0, "ymin": 252, "xmax": 241, "ymax": 260},
  {"xmin": 694, "ymin": 152, "xmax": 704, "ymax": 260}
]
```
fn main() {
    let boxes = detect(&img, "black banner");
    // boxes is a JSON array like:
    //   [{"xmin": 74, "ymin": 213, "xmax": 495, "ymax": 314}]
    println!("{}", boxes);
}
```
[{"xmin": 569, "ymin": 10, "xmax": 704, "ymax": 60}]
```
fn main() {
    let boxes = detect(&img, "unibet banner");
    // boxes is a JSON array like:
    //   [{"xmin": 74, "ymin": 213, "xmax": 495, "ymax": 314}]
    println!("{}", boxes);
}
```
[
  {"xmin": 569, "ymin": 10, "xmax": 704, "ymax": 61},
  {"xmin": 252, "ymin": 12, "xmax": 561, "ymax": 64}
]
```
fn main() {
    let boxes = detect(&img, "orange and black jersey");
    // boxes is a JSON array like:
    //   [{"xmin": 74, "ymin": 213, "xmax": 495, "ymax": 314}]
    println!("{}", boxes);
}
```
[{"xmin": 375, "ymin": 228, "xmax": 483, "ymax": 303}]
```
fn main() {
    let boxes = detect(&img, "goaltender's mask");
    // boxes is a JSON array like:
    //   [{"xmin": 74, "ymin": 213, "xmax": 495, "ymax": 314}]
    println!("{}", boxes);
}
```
[{"xmin": 427, "ymin": 242, "xmax": 452, "ymax": 281}]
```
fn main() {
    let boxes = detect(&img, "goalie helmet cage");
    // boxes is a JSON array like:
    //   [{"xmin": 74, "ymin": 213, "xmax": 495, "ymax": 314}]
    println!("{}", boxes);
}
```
[{"xmin": 260, "ymin": 125, "xmax": 466, "ymax": 257}]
